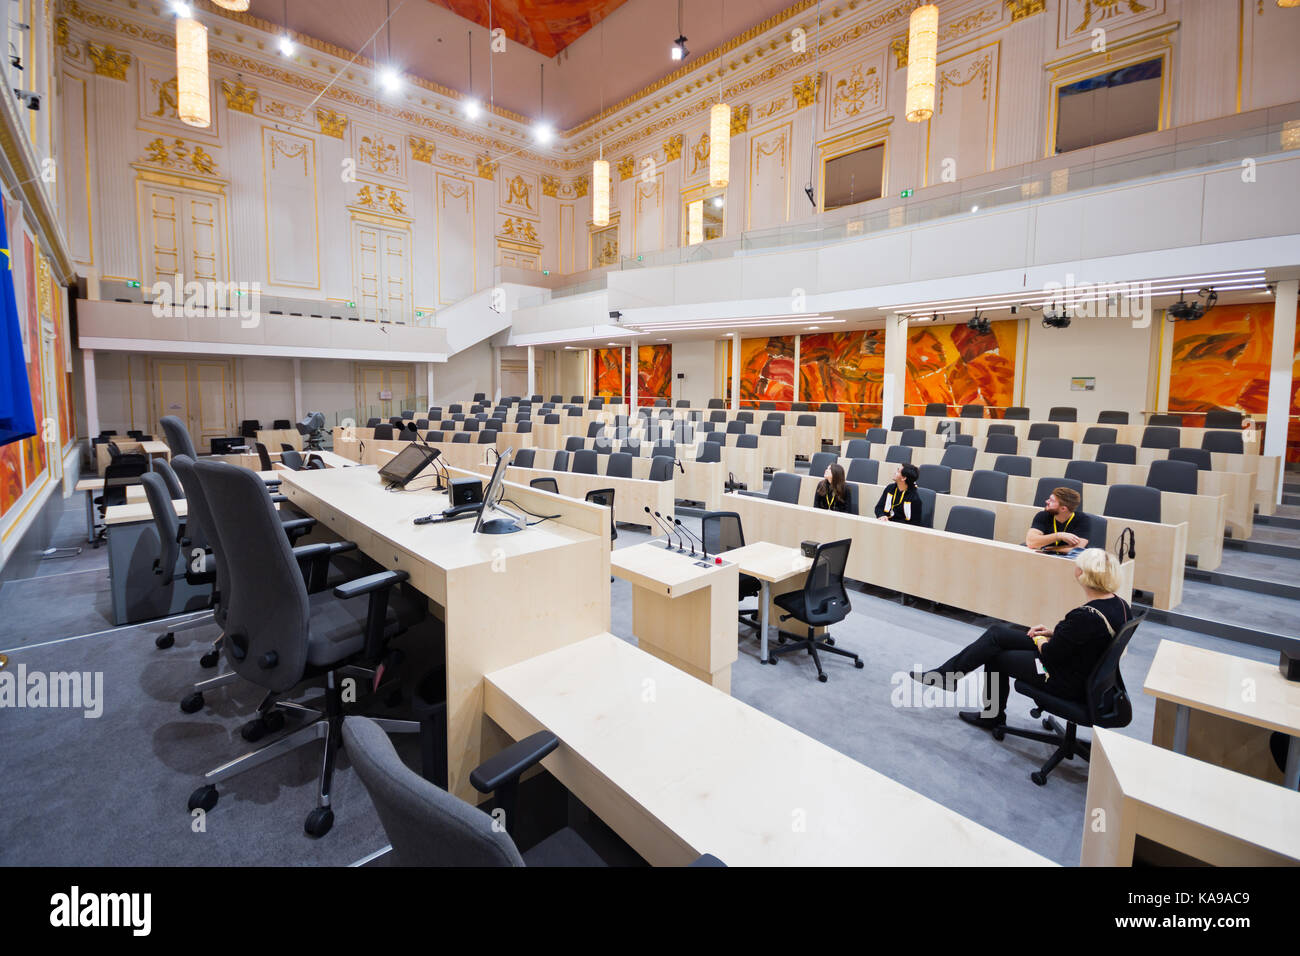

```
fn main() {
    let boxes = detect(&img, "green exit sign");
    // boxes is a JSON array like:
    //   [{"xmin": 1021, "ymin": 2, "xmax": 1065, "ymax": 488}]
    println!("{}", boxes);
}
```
[
  {"xmin": 415, "ymin": 310, "xmax": 425, "ymax": 317},
  {"xmin": 900, "ymin": 189, "xmax": 914, "ymax": 198},
  {"xmin": 126, "ymin": 280, "xmax": 142, "ymax": 288},
  {"xmin": 346, "ymin": 300, "xmax": 356, "ymax": 308}
]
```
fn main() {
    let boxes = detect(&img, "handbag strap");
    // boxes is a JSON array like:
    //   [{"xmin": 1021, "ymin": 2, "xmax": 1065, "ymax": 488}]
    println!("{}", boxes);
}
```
[{"xmin": 1081, "ymin": 600, "xmax": 1128, "ymax": 639}]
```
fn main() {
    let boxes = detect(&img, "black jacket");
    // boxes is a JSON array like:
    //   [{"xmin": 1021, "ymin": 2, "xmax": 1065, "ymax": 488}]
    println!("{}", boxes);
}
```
[
  {"xmin": 1039, "ymin": 596, "xmax": 1130, "ymax": 699},
  {"xmin": 813, "ymin": 481, "xmax": 850, "ymax": 513},
  {"xmin": 873, "ymin": 485, "xmax": 923, "ymax": 525}
]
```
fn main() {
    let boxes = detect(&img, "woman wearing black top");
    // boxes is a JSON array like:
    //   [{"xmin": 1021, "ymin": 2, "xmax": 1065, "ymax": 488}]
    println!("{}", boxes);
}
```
[
  {"xmin": 814, "ymin": 462, "xmax": 850, "ymax": 512},
  {"xmin": 873, "ymin": 463, "xmax": 924, "ymax": 525},
  {"xmin": 910, "ymin": 548, "xmax": 1130, "ymax": 727}
]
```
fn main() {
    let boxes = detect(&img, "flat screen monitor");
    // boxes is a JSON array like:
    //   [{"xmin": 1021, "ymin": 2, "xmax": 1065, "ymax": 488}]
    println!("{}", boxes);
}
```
[
  {"xmin": 474, "ymin": 447, "xmax": 523, "ymax": 534},
  {"xmin": 377, "ymin": 444, "xmax": 439, "ymax": 488}
]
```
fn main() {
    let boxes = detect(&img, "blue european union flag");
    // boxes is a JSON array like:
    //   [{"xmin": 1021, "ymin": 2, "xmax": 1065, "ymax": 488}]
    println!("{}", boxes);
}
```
[{"xmin": 0, "ymin": 201, "xmax": 36, "ymax": 447}]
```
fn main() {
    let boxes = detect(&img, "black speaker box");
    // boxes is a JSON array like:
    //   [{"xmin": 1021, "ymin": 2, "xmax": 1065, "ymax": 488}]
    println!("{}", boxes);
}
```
[{"xmin": 449, "ymin": 477, "xmax": 483, "ymax": 509}]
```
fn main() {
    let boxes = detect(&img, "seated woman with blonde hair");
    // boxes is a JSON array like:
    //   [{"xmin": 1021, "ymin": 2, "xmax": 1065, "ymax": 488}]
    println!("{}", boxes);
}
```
[{"xmin": 910, "ymin": 548, "xmax": 1131, "ymax": 728}]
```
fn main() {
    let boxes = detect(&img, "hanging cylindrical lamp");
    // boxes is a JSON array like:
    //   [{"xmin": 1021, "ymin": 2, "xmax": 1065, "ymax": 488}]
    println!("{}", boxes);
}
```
[
  {"xmin": 904, "ymin": 3, "xmax": 938, "ymax": 123},
  {"xmin": 688, "ymin": 200, "xmax": 703, "ymax": 245},
  {"xmin": 211, "ymin": 0, "xmax": 251, "ymax": 10},
  {"xmin": 593, "ymin": 152, "xmax": 610, "ymax": 227},
  {"xmin": 709, "ymin": 102, "xmax": 730, "ymax": 188},
  {"xmin": 176, "ymin": 17, "xmax": 210, "ymax": 128}
]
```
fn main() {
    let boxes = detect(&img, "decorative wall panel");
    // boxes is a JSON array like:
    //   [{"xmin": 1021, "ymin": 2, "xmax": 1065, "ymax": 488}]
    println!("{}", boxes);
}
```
[
  {"xmin": 637, "ymin": 344, "xmax": 672, "ymax": 406},
  {"xmin": 739, "ymin": 336, "xmax": 796, "ymax": 410},
  {"xmin": 594, "ymin": 347, "xmax": 627, "ymax": 398},
  {"xmin": 799, "ymin": 330, "xmax": 885, "ymax": 431},
  {"xmin": 263, "ymin": 128, "xmax": 319, "ymax": 289},
  {"xmin": 906, "ymin": 320, "xmax": 1018, "ymax": 414}
]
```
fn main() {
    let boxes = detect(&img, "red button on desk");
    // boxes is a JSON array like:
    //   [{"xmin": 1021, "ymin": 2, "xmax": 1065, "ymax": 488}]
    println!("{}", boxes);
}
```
[{"xmin": 715, "ymin": 557, "xmax": 722, "ymax": 564}]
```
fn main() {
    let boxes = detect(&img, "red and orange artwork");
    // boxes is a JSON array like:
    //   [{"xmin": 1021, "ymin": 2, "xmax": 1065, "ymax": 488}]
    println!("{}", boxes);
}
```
[
  {"xmin": 739, "ymin": 336, "xmax": 794, "ymax": 409},
  {"xmin": 426, "ymin": 0, "xmax": 631, "ymax": 57},
  {"xmin": 52, "ymin": 292, "xmax": 74, "ymax": 448},
  {"xmin": 906, "ymin": 320, "xmax": 1017, "ymax": 416},
  {"xmin": 593, "ymin": 347, "xmax": 627, "ymax": 399},
  {"xmin": 799, "ymin": 331, "xmax": 885, "ymax": 431},
  {"xmin": 21, "ymin": 235, "xmax": 45, "ymax": 488},
  {"xmin": 0, "ymin": 443, "xmax": 21, "ymax": 515},
  {"xmin": 637, "ymin": 344, "xmax": 672, "ymax": 406}
]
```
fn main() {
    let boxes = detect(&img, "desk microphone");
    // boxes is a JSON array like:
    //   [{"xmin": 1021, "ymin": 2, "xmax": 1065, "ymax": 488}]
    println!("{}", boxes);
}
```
[
  {"xmin": 674, "ymin": 518, "xmax": 705, "ymax": 559},
  {"xmin": 644, "ymin": 506, "xmax": 679, "ymax": 550},
  {"xmin": 656, "ymin": 510, "xmax": 685, "ymax": 553},
  {"xmin": 406, "ymin": 423, "xmax": 448, "ymax": 490},
  {"xmin": 675, "ymin": 458, "xmax": 686, "ymax": 475}
]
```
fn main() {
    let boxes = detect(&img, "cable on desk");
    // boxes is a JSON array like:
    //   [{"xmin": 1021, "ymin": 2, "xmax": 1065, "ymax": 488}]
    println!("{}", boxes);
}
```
[{"xmin": 500, "ymin": 497, "xmax": 560, "ymax": 526}]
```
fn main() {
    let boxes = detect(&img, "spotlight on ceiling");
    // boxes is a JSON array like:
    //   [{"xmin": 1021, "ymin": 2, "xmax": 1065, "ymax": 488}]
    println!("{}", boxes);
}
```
[
  {"xmin": 534, "ymin": 122, "xmax": 554, "ymax": 144},
  {"xmin": 966, "ymin": 311, "xmax": 991, "ymax": 335},
  {"xmin": 1041, "ymin": 306, "xmax": 1072, "ymax": 329},
  {"xmin": 278, "ymin": 35, "xmax": 295, "ymax": 56},
  {"xmin": 464, "ymin": 98, "xmax": 481, "ymax": 119},
  {"xmin": 379, "ymin": 68, "xmax": 402, "ymax": 93},
  {"xmin": 671, "ymin": 35, "xmax": 689, "ymax": 61},
  {"xmin": 1166, "ymin": 288, "xmax": 1218, "ymax": 322}
]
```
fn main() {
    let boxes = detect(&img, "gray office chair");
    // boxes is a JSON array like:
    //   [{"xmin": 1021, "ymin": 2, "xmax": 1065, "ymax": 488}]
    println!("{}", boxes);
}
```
[
  {"xmin": 760, "ymin": 420, "xmax": 782, "ymax": 437},
  {"xmin": 462, "ymin": 420, "xmax": 480, "ymax": 433},
  {"xmin": 985, "ymin": 433, "xmax": 1018, "ymax": 456},
  {"xmin": 710, "ymin": 410, "xmax": 727, "ymax": 423},
  {"xmin": 373, "ymin": 424, "xmax": 395, "ymax": 440},
  {"xmin": 961, "ymin": 404, "xmax": 986, "ymax": 419},
  {"xmin": 771, "ymin": 538, "xmax": 861, "ymax": 683},
  {"xmin": 450, "ymin": 433, "xmax": 470, "ymax": 444},
  {"xmin": 986, "ymin": 424, "xmax": 1016, "ymax": 436},
  {"xmin": 939, "ymin": 444, "xmax": 977, "ymax": 471},
  {"xmin": 695, "ymin": 442, "xmax": 721, "ymax": 464},
  {"xmin": 1097, "ymin": 410, "xmax": 1129, "ymax": 425},
  {"xmin": 567, "ymin": 406, "xmax": 582, "ymax": 417},
  {"xmin": 1146, "ymin": 459, "xmax": 1198, "ymax": 496},
  {"xmin": 606, "ymin": 452, "xmax": 633, "ymax": 478},
  {"xmin": 726, "ymin": 420, "xmax": 747, "ymax": 435},
  {"xmin": 766, "ymin": 412, "xmax": 786, "ymax": 424},
  {"xmin": 707, "ymin": 398, "xmax": 725, "ymax": 409},
  {"xmin": 1034, "ymin": 476, "xmax": 1083, "ymax": 507},
  {"xmin": 651, "ymin": 441, "xmax": 676, "ymax": 460},
  {"xmin": 571, "ymin": 450, "xmax": 598, "ymax": 475},
  {"xmin": 1140, "ymin": 426, "xmax": 1180, "ymax": 450},
  {"xmin": 648, "ymin": 457, "xmax": 674, "ymax": 481},
  {"xmin": 704, "ymin": 431, "xmax": 725, "ymax": 445},
  {"xmin": 797, "ymin": 415, "xmax": 818, "ymax": 428},
  {"xmin": 151, "ymin": 457, "xmax": 185, "ymax": 500},
  {"xmin": 808, "ymin": 451, "xmax": 837, "ymax": 476},
  {"xmin": 1027, "ymin": 423, "xmax": 1059, "ymax": 442},
  {"xmin": 1037, "ymin": 438, "xmax": 1075, "ymax": 460},
  {"xmin": 1095, "ymin": 443, "xmax": 1137, "ymax": 465},
  {"xmin": 513, "ymin": 449, "xmax": 536, "ymax": 469},
  {"xmin": 425, "ymin": 431, "xmax": 444, "ymax": 443},
  {"xmin": 1104, "ymin": 484, "xmax": 1161, "ymax": 523},
  {"xmin": 160, "ymin": 415, "xmax": 199, "ymax": 459},
  {"xmin": 530, "ymin": 477, "xmax": 559, "ymax": 494},
  {"xmin": 1147, "ymin": 413, "xmax": 1182, "ymax": 427},
  {"xmin": 1064, "ymin": 459, "xmax": 1108, "ymax": 486},
  {"xmin": 844, "ymin": 439, "xmax": 871, "ymax": 459},
  {"xmin": 993, "ymin": 455, "xmax": 1032, "ymax": 477},
  {"xmin": 343, "ymin": 716, "xmax": 605, "ymax": 866},
  {"xmin": 1081, "ymin": 427, "xmax": 1117, "ymax": 445},
  {"xmin": 735, "ymin": 434, "xmax": 758, "ymax": 449},
  {"xmin": 945, "ymin": 505, "xmax": 995, "ymax": 540},
  {"xmin": 917, "ymin": 464, "xmax": 951, "ymax": 494},
  {"xmin": 946, "ymin": 434, "xmax": 974, "ymax": 447},
  {"xmin": 864, "ymin": 428, "xmax": 888, "ymax": 444},
  {"xmin": 768, "ymin": 472, "xmax": 802, "ymax": 504},
  {"xmin": 1048, "ymin": 407, "xmax": 1077, "ymax": 423},
  {"xmin": 846, "ymin": 458, "xmax": 878, "ymax": 484},
  {"xmin": 1202, "ymin": 430, "xmax": 1243, "ymax": 454},
  {"xmin": 140, "ymin": 470, "xmax": 214, "ymax": 630},
  {"xmin": 916, "ymin": 487, "xmax": 937, "ymax": 528},
  {"xmin": 477, "ymin": 431, "xmax": 497, "ymax": 444},
  {"xmin": 1168, "ymin": 447, "xmax": 1212, "ymax": 471},
  {"xmin": 924, "ymin": 403, "xmax": 947, "ymax": 416},
  {"xmin": 899, "ymin": 429, "xmax": 927, "ymax": 448},
  {"xmin": 884, "ymin": 446, "xmax": 912, "ymax": 465},
  {"xmin": 890, "ymin": 416, "xmax": 915, "ymax": 432},
  {"xmin": 562, "ymin": 436, "xmax": 583, "ymax": 452},
  {"xmin": 1004, "ymin": 407, "xmax": 1030, "ymax": 420},
  {"xmin": 791, "ymin": 403, "xmax": 811, "ymax": 412},
  {"xmin": 967, "ymin": 469, "xmax": 1007, "ymax": 502},
  {"xmin": 934, "ymin": 421, "xmax": 961, "ymax": 436},
  {"xmin": 1204, "ymin": 410, "xmax": 1243, "ymax": 430},
  {"xmin": 399, "ymin": 430, "xmax": 418, "ymax": 442},
  {"xmin": 736, "ymin": 412, "xmax": 754, "ymax": 424},
  {"xmin": 186, "ymin": 460, "xmax": 422, "ymax": 837}
]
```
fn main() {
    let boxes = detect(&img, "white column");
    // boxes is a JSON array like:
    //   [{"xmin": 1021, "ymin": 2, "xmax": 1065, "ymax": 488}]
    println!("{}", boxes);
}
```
[
  {"xmin": 793, "ymin": 335, "xmax": 802, "ymax": 403},
  {"xmin": 630, "ymin": 340, "xmax": 639, "ymax": 409},
  {"xmin": 586, "ymin": 348, "xmax": 593, "ymax": 401},
  {"xmin": 426, "ymin": 363, "xmax": 435, "ymax": 409},
  {"xmin": 292, "ymin": 358, "xmax": 303, "ymax": 421},
  {"xmin": 83, "ymin": 349, "xmax": 99, "ymax": 439},
  {"xmin": 527, "ymin": 346, "xmax": 536, "ymax": 398},
  {"xmin": 1264, "ymin": 280, "xmax": 1297, "ymax": 502},
  {"xmin": 882, "ymin": 314, "xmax": 908, "ymax": 426},
  {"xmin": 730, "ymin": 334, "xmax": 741, "ymax": 411}
]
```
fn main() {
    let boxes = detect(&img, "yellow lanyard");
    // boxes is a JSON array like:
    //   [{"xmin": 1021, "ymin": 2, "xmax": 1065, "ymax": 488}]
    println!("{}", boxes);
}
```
[
  {"xmin": 889, "ymin": 487, "xmax": 903, "ymax": 512},
  {"xmin": 824, "ymin": 491, "xmax": 836, "ymax": 508},
  {"xmin": 1053, "ymin": 512, "xmax": 1074, "ymax": 534}
]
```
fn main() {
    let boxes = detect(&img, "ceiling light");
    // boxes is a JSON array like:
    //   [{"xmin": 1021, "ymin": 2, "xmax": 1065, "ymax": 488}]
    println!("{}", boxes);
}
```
[
  {"xmin": 970, "ymin": 205, "xmax": 979, "ymax": 213},
  {"xmin": 278, "ymin": 35, "xmax": 295, "ymax": 56},
  {"xmin": 535, "ymin": 122, "xmax": 554, "ymax": 144},
  {"xmin": 379, "ymin": 68, "xmax": 402, "ymax": 93},
  {"xmin": 904, "ymin": 4, "xmax": 938, "ymax": 122},
  {"xmin": 171, "ymin": 2, "xmax": 192, "ymax": 17},
  {"xmin": 710, "ymin": 102, "xmax": 730, "ymax": 188},
  {"xmin": 712, "ymin": 197, "xmax": 723, "ymax": 208},
  {"xmin": 593, "ymin": 157, "xmax": 610, "ymax": 226},
  {"xmin": 671, "ymin": 35, "xmax": 689, "ymax": 61},
  {"xmin": 808, "ymin": 326, "xmax": 820, "ymax": 330},
  {"xmin": 176, "ymin": 16, "xmax": 210, "ymax": 128},
  {"xmin": 464, "ymin": 98, "xmax": 480, "ymax": 119}
]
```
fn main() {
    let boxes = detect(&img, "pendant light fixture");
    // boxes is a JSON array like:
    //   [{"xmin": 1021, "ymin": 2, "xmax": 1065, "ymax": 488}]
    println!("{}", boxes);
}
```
[
  {"xmin": 687, "ymin": 199, "xmax": 703, "ymax": 245},
  {"xmin": 535, "ymin": 63, "xmax": 553, "ymax": 142},
  {"xmin": 904, "ymin": 3, "xmax": 938, "ymax": 122},
  {"xmin": 464, "ymin": 30, "xmax": 480, "ymax": 118},
  {"xmin": 708, "ymin": 0, "xmax": 730, "ymax": 188},
  {"xmin": 278, "ymin": 0, "xmax": 295, "ymax": 55},
  {"xmin": 176, "ymin": 14, "xmax": 210, "ymax": 127},
  {"xmin": 592, "ymin": 21, "xmax": 609, "ymax": 226}
]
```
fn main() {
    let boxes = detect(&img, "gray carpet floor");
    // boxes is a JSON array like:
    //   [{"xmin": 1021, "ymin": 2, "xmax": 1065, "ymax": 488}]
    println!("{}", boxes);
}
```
[{"xmin": 0, "ymin": 477, "xmax": 1296, "ymax": 867}]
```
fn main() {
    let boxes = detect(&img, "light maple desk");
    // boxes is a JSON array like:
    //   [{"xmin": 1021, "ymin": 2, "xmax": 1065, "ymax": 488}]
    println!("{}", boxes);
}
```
[
  {"xmin": 94, "ymin": 439, "xmax": 170, "ymax": 473},
  {"xmin": 610, "ymin": 541, "xmax": 739, "ymax": 692},
  {"xmin": 725, "ymin": 541, "xmax": 813, "ymax": 664},
  {"xmin": 485, "ymin": 633, "xmax": 1054, "ymax": 867},
  {"xmin": 727, "ymin": 492, "xmax": 1135, "ymax": 627},
  {"xmin": 277, "ymin": 464, "xmax": 610, "ymax": 803},
  {"xmin": 1144, "ymin": 640, "xmax": 1300, "ymax": 790},
  {"xmin": 1082, "ymin": 728, "xmax": 1300, "ymax": 866},
  {"xmin": 256, "ymin": 428, "xmax": 302, "ymax": 453}
]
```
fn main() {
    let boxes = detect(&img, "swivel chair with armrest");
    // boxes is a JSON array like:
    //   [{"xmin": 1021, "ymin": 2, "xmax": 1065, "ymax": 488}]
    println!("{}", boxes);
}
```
[
  {"xmin": 700, "ymin": 511, "xmax": 762, "ymax": 633},
  {"xmin": 92, "ymin": 455, "xmax": 149, "ymax": 547},
  {"xmin": 770, "ymin": 538, "xmax": 862, "ymax": 682}
]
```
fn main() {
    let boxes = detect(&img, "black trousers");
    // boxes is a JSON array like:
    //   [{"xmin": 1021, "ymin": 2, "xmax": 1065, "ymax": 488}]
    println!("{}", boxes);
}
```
[{"xmin": 940, "ymin": 623, "xmax": 1048, "ymax": 719}]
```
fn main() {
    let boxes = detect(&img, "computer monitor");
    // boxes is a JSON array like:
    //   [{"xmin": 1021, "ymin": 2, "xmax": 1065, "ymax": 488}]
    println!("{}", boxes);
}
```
[
  {"xmin": 377, "ymin": 443, "xmax": 439, "ymax": 488},
  {"xmin": 474, "ymin": 447, "xmax": 524, "ymax": 535}
]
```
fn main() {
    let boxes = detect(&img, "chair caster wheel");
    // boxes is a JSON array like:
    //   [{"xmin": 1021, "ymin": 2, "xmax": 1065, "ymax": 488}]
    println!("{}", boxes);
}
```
[
  {"xmin": 304, "ymin": 807, "xmax": 334, "ymax": 838},
  {"xmin": 180, "ymin": 691, "xmax": 204, "ymax": 713},
  {"xmin": 188, "ymin": 785, "xmax": 218, "ymax": 813},
  {"xmin": 763, "ymin": 656, "xmax": 776, "ymax": 665},
  {"xmin": 199, "ymin": 650, "xmax": 220, "ymax": 669},
  {"xmin": 155, "ymin": 632, "xmax": 175, "ymax": 649},
  {"xmin": 817, "ymin": 674, "xmax": 828, "ymax": 683},
  {"xmin": 854, "ymin": 660, "xmax": 864, "ymax": 669},
  {"xmin": 1030, "ymin": 771, "xmax": 1047, "ymax": 787},
  {"xmin": 1042, "ymin": 717, "xmax": 1055, "ymax": 731},
  {"xmin": 992, "ymin": 726, "xmax": 1006, "ymax": 741},
  {"xmin": 241, "ymin": 710, "xmax": 284, "ymax": 742},
  {"xmin": 824, "ymin": 637, "xmax": 835, "ymax": 646},
  {"xmin": 1030, "ymin": 707, "xmax": 1043, "ymax": 718}
]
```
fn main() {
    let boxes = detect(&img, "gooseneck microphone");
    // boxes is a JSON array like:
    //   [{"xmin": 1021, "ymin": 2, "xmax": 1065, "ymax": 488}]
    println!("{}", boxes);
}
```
[
  {"xmin": 656, "ymin": 511, "xmax": 685, "ymax": 553},
  {"xmin": 674, "ymin": 518, "xmax": 705, "ymax": 559},
  {"xmin": 406, "ymin": 422, "xmax": 447, "ymax": 489},
  {"xmin": 675, "ymin": 458, "xmax": 686, "ymax": 475},
  {"xmin": 644, "ymin": 507, "xmax": 679, "ymax": 551}
]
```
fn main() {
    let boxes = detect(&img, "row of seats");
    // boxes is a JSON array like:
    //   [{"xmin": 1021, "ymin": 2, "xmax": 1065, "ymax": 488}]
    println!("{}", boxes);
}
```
[
  {"xmin": 238, "ymin": 419, "xmax": 293, "ymax": 437},
  {"xmin": 847, "ymin": 432, "xmax": 1242, "ymax": 463},
  {"xmin": 534, "ymin": 449, "xmax": 677, "ymax": 480},
  {"xmin": 880, "ymin": 419, "xmax": 1245, "ymax": 453},
  {"xmin": 913, "ymin": 404, "xmax": 1245, "ymax": 428}
]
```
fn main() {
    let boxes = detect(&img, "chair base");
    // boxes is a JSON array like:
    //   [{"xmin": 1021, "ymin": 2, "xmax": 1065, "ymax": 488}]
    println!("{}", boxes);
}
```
[
  {"xmin": 994, "ymin": 712, "xmax": 1090, "ymax": 786},
  {"xmin": 769, "ymin": 627, "xmax": 863, "ymax": 682}
]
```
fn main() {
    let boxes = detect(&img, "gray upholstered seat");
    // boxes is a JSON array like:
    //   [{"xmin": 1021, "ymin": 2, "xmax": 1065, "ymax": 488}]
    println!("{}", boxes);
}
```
[
  {"xmin": 1064, "ymin": 459, "xmax": 1107, "ymax": 485},
  {"xmin": 939, "ymin": 444, "xmax": 977, "ymax": 471},
  {"xmin": 985, "ymin": 433, "xmax": 1018, "ymax": 455},
  {"xmin": 606, "ymin": 452, "xmax": 633, "ymax": 478},
  {"xmin": 1027, "ymin": 423, "xmax": 1059, "ymax": 442},
  {"xmin": 1095, "ymin": 443, "xmax": 1137, "ymax": 465},
  {"xmin": 917, "ymin": 464, "xmax": 951, "ymax": 494},
  {"xmin": 1202, "ymin": 430, "xmax": 1243, "ymax": 454},
  {"xmin": 1081, "ymin": 427, "xmax": 1117, "ymax": 445},
  {"xmin": 1168, "ymin": 447, "xmax": 1212, "ymax": 471},
  {"xmin": 844, "ymin": 439, "xmax": 872, "ymax": 459},
  {"xmin": 1140, "ymin": 426, "xmax": 1180, "ymax": 450},
  {"xmin": 884, "ymin": 445, "xmax": 912, "ymax": 464},
  {"xmin": 808, "ymin": 451, "xmax": 838, "ymax": 476},
  {"xmin": 1104, "ymin": 484, "xmax": 1162, "ymax": 523},
  {"xmin": 899, "ymin": 429, "xmax": 927, "ymax": 448},
  {"xmin": 768, "ymin": 472, "xmax": 802, "ymax": 503},
  {"xmin": 993, "ymin": 455, "xmax": 1032, "ymax": 477},
  {"xmin": 846, "ymin": 458, "xmax": 878, "ymax": 484},
  {"xmin": 1034, "ymin": 476, "xmax": 1083, "ymax": 507},
  {"xmin": 1146, "ymin": 459, "xmax": 1198, "ymax": 496},
  {"xmin": 967, "ymin": 469, "xmax": 1007, "ymax": 502},
  {"xmin": 1036, "ymin": 438, "xmax": 1074, "ymax": 459},
  {"xmin": 945, "ymin": 505, "xmax": 995, "ymax": 540}
]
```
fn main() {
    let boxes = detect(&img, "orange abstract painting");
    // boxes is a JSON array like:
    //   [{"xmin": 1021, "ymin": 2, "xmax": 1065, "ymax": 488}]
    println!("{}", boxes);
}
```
[
  {"xmin": 593, "ymin": 347, "xmax": 626, "ymax": 399},
  {"xmin": 739, "ymin": 336, "xmax": 794, "ymax": 409},
  {"xmin": 906, "ymin": 320, "xmax": 1017, "ymax": 416},
  {"xmin": 20, "ymin": 235, "xmax": 45, "ymax": 488},
  {"xmin": 637, "ymin": 344, "xmax": 672, "ymax": 406},
  {"xmin": 799, "ymin": 331, "xmax": 885, "ymax": 431}
]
